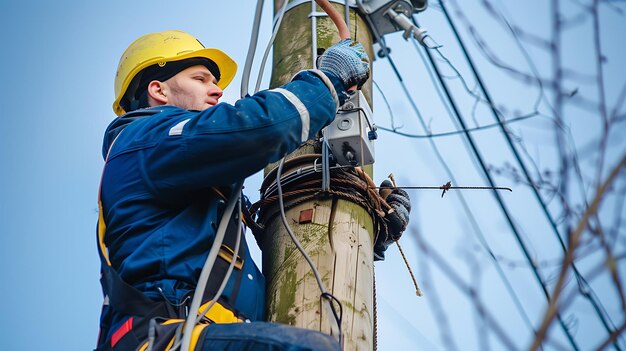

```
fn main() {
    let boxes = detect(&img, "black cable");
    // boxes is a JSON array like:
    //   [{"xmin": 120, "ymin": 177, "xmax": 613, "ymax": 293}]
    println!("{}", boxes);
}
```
[
  {"xmin": 375, "ymin": 36, "xmax": 543, "ymax": 349},
  {"xmin": 436, "ymin": 3, "xmax": 622, "ymax": 349},
  {"xmin": 321, "ymin": 292, "xmax": 343, "ymax": 342},
  {"xmin": 414, "ymin": 17, "xmax": 581, "ymax": 351},
  {"xmin": 275, "ymin": 158, "xmax": 343, "ymax": 345},
  {"xmin": 377, "ymin": 112, "xmax": 538, "ymax": 139}
]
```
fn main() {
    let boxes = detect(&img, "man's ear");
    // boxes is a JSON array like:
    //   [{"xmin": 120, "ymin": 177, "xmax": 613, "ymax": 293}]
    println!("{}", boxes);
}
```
[{"xmin": 147, "ymin": 80, "xmax": 168, "ymax": 105}]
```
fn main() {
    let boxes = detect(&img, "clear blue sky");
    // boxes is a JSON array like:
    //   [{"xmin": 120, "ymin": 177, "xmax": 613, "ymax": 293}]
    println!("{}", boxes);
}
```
[{"xmin": 0, "ymin": 1, "xmax": 624, "ymax": 350}]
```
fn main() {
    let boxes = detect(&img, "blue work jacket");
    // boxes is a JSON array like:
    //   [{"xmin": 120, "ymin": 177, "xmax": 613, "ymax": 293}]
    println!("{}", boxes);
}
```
[{"xmin": 98, "ymin": 70, "xmax": 343, "ymax": 343}]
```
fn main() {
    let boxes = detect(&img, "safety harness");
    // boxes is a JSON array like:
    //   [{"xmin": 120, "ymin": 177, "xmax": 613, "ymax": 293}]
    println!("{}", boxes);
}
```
[{"xmin": 96, "ymin": 133, "xmax": 246, "ymax": 351}]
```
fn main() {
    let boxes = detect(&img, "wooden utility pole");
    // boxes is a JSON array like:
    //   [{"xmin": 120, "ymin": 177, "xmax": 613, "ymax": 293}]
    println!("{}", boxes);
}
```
[{"xmin": 262, "ymin": 1, "xmax": 376, "ymax": 350}]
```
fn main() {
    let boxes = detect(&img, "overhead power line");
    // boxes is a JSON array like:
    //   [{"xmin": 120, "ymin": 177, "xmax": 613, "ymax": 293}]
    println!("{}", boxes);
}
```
[
  {"xmin": 377, "ymin": 112, "xmax": 539, "ymax": 139},
  {"xmin": 373, "ymin": 36, "xmax": 543, "ymax": 348},
  {"xmin": 435, "ymin": 3, "xmax": 622, "ymax": 349},
  {"xmin": 411, "ymin": 16, "xmax": 581, "ymax": 350}
]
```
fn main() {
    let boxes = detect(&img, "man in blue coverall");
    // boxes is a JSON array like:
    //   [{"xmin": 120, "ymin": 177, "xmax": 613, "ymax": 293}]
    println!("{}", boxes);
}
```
[{"xmin": 96, "ymin": 30, "xmax": 410, "ymax": 350}]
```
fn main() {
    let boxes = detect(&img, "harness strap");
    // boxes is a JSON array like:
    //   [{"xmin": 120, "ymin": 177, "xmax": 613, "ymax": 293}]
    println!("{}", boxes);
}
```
[
  {"xmin": 199, "ymin": 210, "xmax": 245, "ymax": 309},
  {"xmin": 101, "ymin": 263, "xmax": 176, "ymax": 318}
]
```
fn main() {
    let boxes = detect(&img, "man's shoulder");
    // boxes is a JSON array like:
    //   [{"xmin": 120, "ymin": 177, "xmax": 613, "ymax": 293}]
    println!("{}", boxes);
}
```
[{"xmin": 103, "ymin": 106, "xmax": 196, "ymax": 158}]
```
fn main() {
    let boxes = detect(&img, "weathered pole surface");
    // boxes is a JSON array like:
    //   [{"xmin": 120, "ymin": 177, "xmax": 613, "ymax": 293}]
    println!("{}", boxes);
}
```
[{"xmin": 262, "ymin": 1, "xmax": 375, "ymax": 350}]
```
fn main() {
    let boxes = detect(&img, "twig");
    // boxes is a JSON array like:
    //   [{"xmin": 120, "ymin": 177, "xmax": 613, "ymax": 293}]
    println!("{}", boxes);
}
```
[
  {"xmin": 594, "ymin": 320, "xmax": 626, "ymax": 351},
  {"xmin": 413, "ymin": 228, "xmax": 520, "ymax": 350},
  {"xmin": 530, "ymin": 153, "xmax": 626, "ymax": 350},
  {"xmin": 592, "ymin": 221, "xmax": 626, "ymax": 311}
]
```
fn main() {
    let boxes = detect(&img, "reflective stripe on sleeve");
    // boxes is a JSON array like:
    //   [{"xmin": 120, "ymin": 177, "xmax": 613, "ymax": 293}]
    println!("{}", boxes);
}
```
[
  {"xmin": 270, "ymin": 88, "xmax": 310, "ymax": 142},
  {"xmin": 169, "ymin": 118, "xmax": 191, "ymax": 136},
  {"xmin": 306, "ymin": 69, "xmax": 340, "ymax": 111}
]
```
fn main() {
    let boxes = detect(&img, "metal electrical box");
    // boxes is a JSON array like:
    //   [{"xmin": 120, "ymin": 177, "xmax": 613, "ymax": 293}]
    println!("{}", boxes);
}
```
[
  {"xmin": 358, "ymin": 0, "xmax": 428, "ymax": 40},
  {"xmin": 323, "ymin": 91, "xmax": 376, "ymax": 166}
]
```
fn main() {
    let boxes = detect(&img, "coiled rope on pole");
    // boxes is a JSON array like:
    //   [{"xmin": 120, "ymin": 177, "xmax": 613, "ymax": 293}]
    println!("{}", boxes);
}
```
[{"xmin": 251, "ymin": 154, "xmax": 391, "ymax": 245}]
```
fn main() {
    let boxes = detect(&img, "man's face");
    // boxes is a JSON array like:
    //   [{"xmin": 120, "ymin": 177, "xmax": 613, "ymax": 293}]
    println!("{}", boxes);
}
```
[{"xmin": 161, "ymin": 65, "xmax": 223, "ymax": 111}]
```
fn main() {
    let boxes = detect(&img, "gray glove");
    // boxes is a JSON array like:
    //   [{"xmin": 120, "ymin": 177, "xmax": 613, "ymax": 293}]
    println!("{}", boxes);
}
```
[
  {"xmin": 374, "ymin": 180, "xmax": 411, "ymax": 260},
  {"xmin": 318, "ymin": 39, "xmax": 370, "ymax": 92}
]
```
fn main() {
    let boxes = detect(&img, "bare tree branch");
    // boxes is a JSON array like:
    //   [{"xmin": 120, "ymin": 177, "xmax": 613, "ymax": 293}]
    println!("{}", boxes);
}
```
[
  {"xmin": 591, "ymin": 0, "xmax": 611, "ymax": 192},
  {"xmin": 416, "ymin": 2, "xmax": 625, "ymax": 349},
  {"xmin": 413, "ymin": 229, "xmax": 521, "ymax": 350},
  {"xmin": 599, "ymin": 0, "xmax": 626, "ymax": 15},
  {"xmin": 463, "ymin": 249, "xmax": 491, "ymax": 351},
  {"xmin": 416, "ymin": 235, "xmax": 460, "ymax": 351},
  {"xmin": 594, "ymin": 320, "xmax": 626, "ymax": 351},
  {"xmin": 608, "ymin": 185, "xmax": 626, "ymax": 246},
  {"xmin": 530, "ymin": 152, "xmax": 626, "ymax": 350},
  {"xmin": 610, "ymin": 82, "xmax": 626, "ymax": 124},
  {"xmin": 561, "ymin": 251, "xmax": 626, "ymax": 311},
  {"xmin": 590, "ymin": 219, "xmax": 626, "ymax": 310}
]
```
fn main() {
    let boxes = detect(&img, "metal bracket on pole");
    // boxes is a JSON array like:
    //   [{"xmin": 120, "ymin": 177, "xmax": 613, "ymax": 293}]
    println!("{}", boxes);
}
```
[
  {"xmin": 353, "ymin": 0, "xmax": 429, "ymax": 43},
  {"xmin": 308, "ymin": 11, "xmax": 329, "ymax": 18},
  {"xmin": 385, "ymin": 7, "xmax": 427, "ymax": 44}
]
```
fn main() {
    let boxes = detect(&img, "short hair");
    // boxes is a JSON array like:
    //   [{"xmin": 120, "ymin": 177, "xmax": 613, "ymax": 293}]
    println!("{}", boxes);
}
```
[{"xmin": 120, "ymin": 57, "xmax": 221, "ymax": 112}]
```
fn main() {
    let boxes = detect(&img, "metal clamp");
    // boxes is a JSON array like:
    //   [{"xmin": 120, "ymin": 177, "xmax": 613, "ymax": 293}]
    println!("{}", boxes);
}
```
[{"xmin": 308, "ymin": 11, "xmax": 329, "ymax": 18}]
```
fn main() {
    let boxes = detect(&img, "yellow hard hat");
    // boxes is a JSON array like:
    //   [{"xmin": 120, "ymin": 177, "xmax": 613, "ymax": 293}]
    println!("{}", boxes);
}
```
[{"xmin": 113, "ymin": 30, "xmax": 237, "ymax": 116}]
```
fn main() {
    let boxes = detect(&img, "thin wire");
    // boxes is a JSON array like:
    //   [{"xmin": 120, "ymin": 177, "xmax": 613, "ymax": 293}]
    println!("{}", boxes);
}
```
[
  {"xmin": 374, "ymin": 185, "xmax": 512, "ymax": 192},
  {"xmin": 377, "ymin": 112, "xmax": 539, "ymax": 139},
  {"xmin": 355, "ymin": 0, "xmax": 432, "ymax": 133},
  {"xmin": 412, "ymin": 9, "xmax": 545, "ymax": 128},
  {"xmin": 276, "ymin": 158, "xmax": 325, "ymax": 291},
  {"xmin": 276, "ymin": 157, "xmax": 343, "ymax": 344},
  {"xmin": 373, "ymin": 36, "xmax": 544, "ymax": 345},
  {"xmin": 241, "ymin": 0, "xmax": 265, "ymax": 98},
  {"xmin": 178, "ymin": 182, "xmax": 243, "ymax": 351},
  {"xmin": 414, "ymin": 231, "xmax": 521, "ymax": 350},
  {"xmin": 373, "ymin": 80, "xmax": 400, "ymax": 130},
  {"xmin": 437, "ymin": 3, "xmax": 622, "ymax": 347},
  {"xmin": 169, "ymin": 202, "xmax": 243, "ymax": 351},
  {"xmin": 418, "ymin": 22, "xmax": 580, "ymax": 350},
  {"xmin": 472, "ymin": 0, "xmax": 552, "ymax": 113},
  {"xmin": 373, "ymin": 266, "xmax": 378, "ymax": 351},
  {"xmin": 254, "ymin": 0, "xmax": 289, "ymax": 93},
  {"xmin": 311, "ymin": 0, "xmax": 318, "ymax": 67},
  {"xmin": 195, "ymin": 205, "xmax": 243, "ymax": 325},
  {"xmin": 344, "ymin": 0, "xmax": 350, "ymax": 31}
]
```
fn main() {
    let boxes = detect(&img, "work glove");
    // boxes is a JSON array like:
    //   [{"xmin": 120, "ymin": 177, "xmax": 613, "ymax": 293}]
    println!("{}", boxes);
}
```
[
  {"xmin": 374, "ymin": 180, "xmax": 411, "ymax": 261},
  {"xmin": 317, "ymin": 39, "xmax": 370, "ymax": 103}
]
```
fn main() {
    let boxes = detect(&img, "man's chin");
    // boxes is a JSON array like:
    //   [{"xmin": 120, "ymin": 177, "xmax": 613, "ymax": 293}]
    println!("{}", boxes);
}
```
[
  {"xmin": 183, "ymin": 102, "xmax": 216, "ymax": 111},
  {"xmin": 192, "ymin": 104, "xmax": 212, "ymax": 112}
]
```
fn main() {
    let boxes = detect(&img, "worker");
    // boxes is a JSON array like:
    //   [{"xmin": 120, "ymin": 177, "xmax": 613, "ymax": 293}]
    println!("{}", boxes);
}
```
[{"xmin": 95, "ymin": 30, "xmax": 410, "ymax": 350}]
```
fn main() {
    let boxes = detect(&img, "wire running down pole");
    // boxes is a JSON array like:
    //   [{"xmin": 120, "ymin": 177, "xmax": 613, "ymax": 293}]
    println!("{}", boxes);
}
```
[
  {"xmin": 265, "ymin": 1, "xmax": 376, "ymax": 349},
  {"xmin": 315, "ymin": 0, "xmax": 351, "ymax": 40}
]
